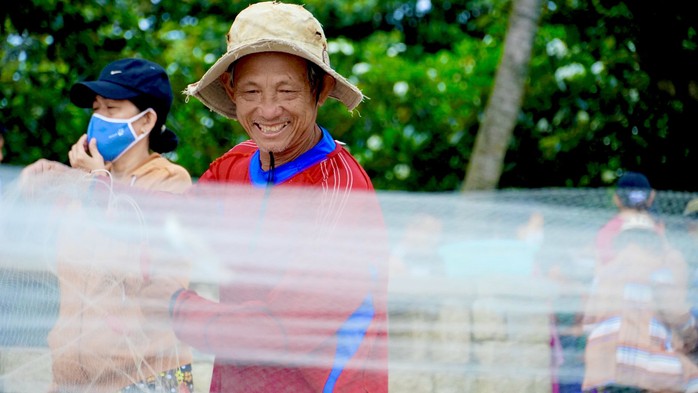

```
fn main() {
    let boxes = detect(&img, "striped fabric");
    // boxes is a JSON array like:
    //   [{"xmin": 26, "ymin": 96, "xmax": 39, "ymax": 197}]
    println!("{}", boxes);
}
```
[
  {"xmin": 582, "ymin": 241, "xmax": 698, "ymax": 392},
  {"xmin": 175, "ymin": 126, "xmax": 388, "ymax": 392}
]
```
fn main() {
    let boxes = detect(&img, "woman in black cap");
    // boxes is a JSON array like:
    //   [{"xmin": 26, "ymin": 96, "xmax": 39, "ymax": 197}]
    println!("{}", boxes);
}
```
[
  {"xmin": 66, "ymin": 58, "xmax": 191, "ymax": 193},
  {"xmin": 23, "ymin": 58, "xmax": 191, "ymax": 194},
  {"xmin": 29, "ymin": 58, "xmax": 195, "ymax": 393}
]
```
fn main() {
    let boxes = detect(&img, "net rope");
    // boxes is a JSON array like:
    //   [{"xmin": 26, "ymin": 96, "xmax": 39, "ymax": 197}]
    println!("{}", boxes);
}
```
[{"xmin": 1, "ymin": 165, "xmax": 698, "ymax": 392}]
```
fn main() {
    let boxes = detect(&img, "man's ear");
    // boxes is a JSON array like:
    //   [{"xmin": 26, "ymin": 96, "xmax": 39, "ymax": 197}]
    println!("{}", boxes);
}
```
[
  {"xmin": 317, "ymin": 74, "xmax": 336, "ymax": 106},
  {"xmin": 220, "ymin": 71, "xmax": 235, "ymax": 101}
]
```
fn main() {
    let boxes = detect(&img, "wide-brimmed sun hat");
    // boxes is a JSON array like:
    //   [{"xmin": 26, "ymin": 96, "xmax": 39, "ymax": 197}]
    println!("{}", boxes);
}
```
[
  {"xmin": 684, "ymin": 198, "xmax": 698, "ymax": 218},
  {"xmin": 184, "ymin": 1, "xmax": 363, "ymax": 120}
]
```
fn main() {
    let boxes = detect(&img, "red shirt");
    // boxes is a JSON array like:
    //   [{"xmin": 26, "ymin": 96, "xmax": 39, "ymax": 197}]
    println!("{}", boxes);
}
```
[
  {"xmin": 198, "ymin": 127, "xmax": 373, "ymax": 190},
  {"xmin": 595, "ymin": 213, "xmax": 663, "ymax": 266},
  {"xmin": 172, "ymin": 132, "xmax": 388, "ymax": 393}
]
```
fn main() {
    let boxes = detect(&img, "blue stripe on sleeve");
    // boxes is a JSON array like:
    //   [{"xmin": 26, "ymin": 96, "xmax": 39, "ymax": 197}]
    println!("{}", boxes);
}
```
[{"xmin": 322, "ymin": 294, "xmax": 374, "ymax": 393}]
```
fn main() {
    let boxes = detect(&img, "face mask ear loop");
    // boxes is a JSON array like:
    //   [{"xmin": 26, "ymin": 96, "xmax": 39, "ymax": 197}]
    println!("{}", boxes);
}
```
[
  {"xmin": 90, "ymin": 108, "xmax": 154, "ymax": 124},
  {"xmin": 131, "ymin": 108, "xmax": 156, "ymax": 123},
  {"xmin": 129, "ymin": 108, "xmax": 157, "ymax": 138},
  {"xmin": 110, "ymin": 108, "xmax": 158, "ymax": 162}
]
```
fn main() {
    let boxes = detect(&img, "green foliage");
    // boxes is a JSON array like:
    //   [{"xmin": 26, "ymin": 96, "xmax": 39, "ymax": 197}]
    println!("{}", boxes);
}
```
[
  {"xmin": 331, "ymin": 30, "xmax": 503, "ymax": 190},
  {"xmin": 507, "ymin": 0, "xmax": 698, "ymax": 190},
  {"xmin": 1, "ymin": 0, "xmax": 508, "ymax": 191},
  {"xmin": 2, "ymin": 0, "xmax": 696, "ymax": 191}
]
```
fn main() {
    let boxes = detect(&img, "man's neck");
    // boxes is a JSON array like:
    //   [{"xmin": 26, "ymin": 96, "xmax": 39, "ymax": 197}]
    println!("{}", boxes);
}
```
[{"xmin": 259, "ymin": 125, "xmax": 323, "ymax": 171}]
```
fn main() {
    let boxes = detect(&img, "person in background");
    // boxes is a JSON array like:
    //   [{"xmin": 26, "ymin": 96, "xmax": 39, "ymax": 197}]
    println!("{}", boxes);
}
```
[
  {"xmin": 20, "ymin": 58, "xmax": 194, "ymax": 393},
  {"xmin": 142, "ymin": 2, "xmax": 388, "ymax": 392},
  {"xmin": 595, "ymin": 171, "xmax": 663, "ymax": 268},
  {"xmin": 389, "ymin": 212, "xmax": 445, "ymax": 278},
  {"xmin": 582, "ymin": 219, "xmax": 698, "ymax": 392}
]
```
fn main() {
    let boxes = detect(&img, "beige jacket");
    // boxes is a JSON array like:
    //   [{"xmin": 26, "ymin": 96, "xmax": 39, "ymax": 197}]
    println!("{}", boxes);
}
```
[
  {"xmin": 118, "ymin": 153, "xmax": 192, "ymax": 194},
  {"xmin": 582, "ymin": 240, "xmax": 698, "ymax": 392},
  {"xmin": 47, "ymin": 154, "xmax": 192, "ymax": 392}
]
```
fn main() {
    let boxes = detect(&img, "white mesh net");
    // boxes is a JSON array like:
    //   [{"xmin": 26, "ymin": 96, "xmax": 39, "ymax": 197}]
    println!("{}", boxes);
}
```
[{"xmin": 1, "ymin": 164, "xmax": 698, "ymax": 393}]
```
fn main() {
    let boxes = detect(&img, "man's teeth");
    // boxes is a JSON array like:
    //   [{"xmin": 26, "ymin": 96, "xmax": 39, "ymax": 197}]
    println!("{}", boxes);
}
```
[{"xmin": 258, "ymin": 123, "xmax": 287, "ymax": 133}]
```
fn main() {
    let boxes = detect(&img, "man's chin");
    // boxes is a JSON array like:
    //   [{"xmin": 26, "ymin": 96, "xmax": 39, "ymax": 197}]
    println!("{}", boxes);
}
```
[{"xmin": 256, "ymin": 141, "xmax": 287, "ymax": 155}]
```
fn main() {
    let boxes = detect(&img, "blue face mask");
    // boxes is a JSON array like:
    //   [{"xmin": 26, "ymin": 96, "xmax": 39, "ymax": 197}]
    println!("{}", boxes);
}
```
[{"xmin": 86, "ymin": 109, "xmax": 153, "ymax": 162}]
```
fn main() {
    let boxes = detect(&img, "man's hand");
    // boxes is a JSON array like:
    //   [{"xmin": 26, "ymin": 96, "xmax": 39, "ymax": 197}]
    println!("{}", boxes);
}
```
[{"xmin": 69, "ymin": 134, "xmax": 106, "ymax": 172}]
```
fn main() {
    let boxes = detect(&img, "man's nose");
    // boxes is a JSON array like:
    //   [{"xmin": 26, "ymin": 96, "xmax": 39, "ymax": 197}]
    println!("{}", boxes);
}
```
[{"xmin": 258, "ymin": 94, "xmax": 283, "ymax": 118}]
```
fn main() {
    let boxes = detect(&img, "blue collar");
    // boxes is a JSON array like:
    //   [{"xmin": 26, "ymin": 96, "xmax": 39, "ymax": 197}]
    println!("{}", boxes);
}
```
[{"xmin": 249, "ymin": 126, "xmax": 336, "ymax": 187}]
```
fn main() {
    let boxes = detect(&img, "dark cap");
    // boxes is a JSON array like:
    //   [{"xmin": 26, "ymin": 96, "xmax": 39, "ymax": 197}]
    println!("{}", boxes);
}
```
[
  {"xmin": 69, "ymin": 58, "xmax": 173, "ymax": 110},
  {"xmin": 617, "ymin": 171, "xmax": 651, "ymax": 190},
  {"xmin": 616, "ymin": 171, "xmax": 652, "ymax": 208}
]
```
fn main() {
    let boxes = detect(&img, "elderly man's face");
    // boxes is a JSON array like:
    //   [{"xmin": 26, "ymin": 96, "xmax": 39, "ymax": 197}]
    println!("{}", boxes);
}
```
[{"xmin": 231, "ymin": 52, "xmax": 325, "ymax": 155}]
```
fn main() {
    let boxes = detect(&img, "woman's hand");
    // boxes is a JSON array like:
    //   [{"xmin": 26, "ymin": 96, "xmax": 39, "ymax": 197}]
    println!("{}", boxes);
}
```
[{"xmin": 69, "ymin": 134, "xmax": 106, "ymax": 172}]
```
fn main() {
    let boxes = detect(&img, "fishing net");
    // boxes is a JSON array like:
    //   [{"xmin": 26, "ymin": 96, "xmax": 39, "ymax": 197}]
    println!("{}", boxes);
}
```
[{"xmin": 1, "ymin": 165, "xmax": 697, "ymax": 392}]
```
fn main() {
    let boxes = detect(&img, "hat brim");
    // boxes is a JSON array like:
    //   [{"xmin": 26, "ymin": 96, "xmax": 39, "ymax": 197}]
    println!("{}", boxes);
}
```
[
  {"xmin": 184, "ymin": 39, "xmax": 363, "ymax": 119},
  {"xmin": 70, "ymin": 81, "xmax": 141, "ymax": 108},
  {"xmin": 684, "ymin": 199, "xmax": 698, "ymax": 216}
]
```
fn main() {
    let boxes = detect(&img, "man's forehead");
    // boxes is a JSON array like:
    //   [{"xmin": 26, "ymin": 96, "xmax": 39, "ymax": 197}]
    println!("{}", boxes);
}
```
[{"xmin": 232, "ymin": 53, "xmax": 309, "ymax": 82}]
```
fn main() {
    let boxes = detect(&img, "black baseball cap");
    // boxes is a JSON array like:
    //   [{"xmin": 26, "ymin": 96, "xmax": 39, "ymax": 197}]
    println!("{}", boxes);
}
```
[
  {"xmin": 69, "ymin": 58, "xmax": 173, "ymax": 110},
  {"xmin": 617, "ymin": 171, "xmax": 651, "ymax": 189},
  {"xmin": 616, "ymin": 171, "xmax": 652, "ymax": 208}
]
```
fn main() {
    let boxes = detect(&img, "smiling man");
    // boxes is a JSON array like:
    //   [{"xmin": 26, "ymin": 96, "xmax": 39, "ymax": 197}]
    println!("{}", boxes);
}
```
[
  {"xmin": 187, "ymin": 2, "xmax": 369, "ymax": 189},
  {"xmin": 163, "ymin": 2, "xmax": 388, "ymax": 392}
]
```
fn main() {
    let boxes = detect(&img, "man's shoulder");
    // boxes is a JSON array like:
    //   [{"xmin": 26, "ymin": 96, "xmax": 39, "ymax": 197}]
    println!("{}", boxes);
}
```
[
  {"xmin": 329, "ymin": 143, "xmax": 363, "ymax": 168},
  {"xmin": 201, "ymin": 140, "xmax": 258, "ymax": 182},
  {"xmin": 597, "ymin": 215, "xmax": 624, "ymax": 236},
  {"xmin": 319, "ymin": 144, "xmax": 374, "ymax": 191},
  {"xmin": 218, "ymin": 140, "xmax": 258, "ymax": 160},
  {"xmin": 209, "ymin": 140, "xmax": 257, "ymax": 166}
]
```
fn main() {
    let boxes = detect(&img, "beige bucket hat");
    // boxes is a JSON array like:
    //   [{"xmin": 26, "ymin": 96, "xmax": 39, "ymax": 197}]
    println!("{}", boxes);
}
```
[
  {"xmin": 184, "ymin": 1, "xmax": 364, "ymax": 120},
  {"xmin": 684, "ymin": 198, "xmax": 698, "ymax": 217}
]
